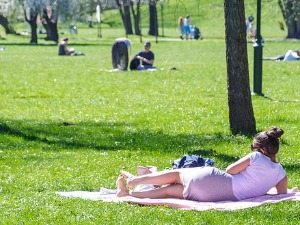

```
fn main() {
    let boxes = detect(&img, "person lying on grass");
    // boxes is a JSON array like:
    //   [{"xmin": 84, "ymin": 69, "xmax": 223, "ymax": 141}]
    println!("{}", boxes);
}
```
[
  {"xmin": 117, "ymin": 127, "xmax": 288, "ymax": 202},
  {"xmin": 263, "ymin": 49, "xmax": 300, "ymax": 61}
]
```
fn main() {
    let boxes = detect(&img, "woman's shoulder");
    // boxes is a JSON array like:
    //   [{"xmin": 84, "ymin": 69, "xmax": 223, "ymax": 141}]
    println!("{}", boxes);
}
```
[
  {"xmin": 248, "ymin": 151, "xmax": 260, "ymax": 157},
  {"xmin": 248, "ymin": 151, "xmax": 266, "ymax": 162}
]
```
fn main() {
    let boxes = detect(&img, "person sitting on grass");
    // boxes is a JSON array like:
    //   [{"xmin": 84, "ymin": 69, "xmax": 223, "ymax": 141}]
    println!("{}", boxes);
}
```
[
  {"xmin": 130, "ymin": 41, "xmax": 155, "ymax": 70},
  {"xmin": 58, "ymin": 37, "xmax": 75, "ymax": 56},
  {"xmin": 116, "ymin": 127, "xmax": 287, "ymax": 202}
]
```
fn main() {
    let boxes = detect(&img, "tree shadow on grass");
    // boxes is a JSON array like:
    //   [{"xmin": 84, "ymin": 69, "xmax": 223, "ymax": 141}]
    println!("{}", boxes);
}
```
[
  {"xmin": 0, "ymin": 119, "xmax": 240, "ymax": 158},
  {"xmin": 1, "ymin": 119, "xmax": 297, "ymax": 169},
  {"xmin": 1, "ymin": 42, "xmax": 112, "ymax": 47}
]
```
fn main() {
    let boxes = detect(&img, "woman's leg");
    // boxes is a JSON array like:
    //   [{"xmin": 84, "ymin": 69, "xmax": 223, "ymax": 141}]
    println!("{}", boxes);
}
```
[
  {"xmin": 121, "ymin": 169, "xmax": 182, "ymax": 188},
  {"xmin": 131, "ymin": 184, "xmax": 184, "ymax": 199},
  {"xmin": 116, "ymin": 176, "xmax": 184, "ymax": 199}
]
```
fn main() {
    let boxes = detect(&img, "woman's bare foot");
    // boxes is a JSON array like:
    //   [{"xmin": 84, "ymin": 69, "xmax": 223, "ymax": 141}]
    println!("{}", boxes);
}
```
[
  {"xmin": 120, "ymin": 170, "xmax": 134, "ymax": 179},
  {"xmin": 116, "ymin": 175, "xmax": 130, "ymax": 197},
  {"xmin": 120, "ymin": 170, "xmax": 137, "ymax": 188}
]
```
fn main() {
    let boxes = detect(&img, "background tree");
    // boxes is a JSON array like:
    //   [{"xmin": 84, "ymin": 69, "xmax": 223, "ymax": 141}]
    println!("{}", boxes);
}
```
[
  {"xmin": 24, "ymin": 7, "xmax": 38, "ymax": 43},
  {"xmin": 86, "ymin": 0, "xmax": 97, "ymax": 27},
  {"xmin": 23, "ymin": 0, "xmax": 87, "ymax": 43},
  {"xmin": 116, "ymin": 0, "xmax": 133, "ymax": 35},
  {"xmin": 0, "ymin": 0, "xmax": 18, "ymax": 34},
  {"xmin": 278, "ymin": 0, "xmax": 300, "ymax": 39},
  {"xmin": 22, "ymin": 0, "xmax": 60, "ymax": 43},
  {"xmin": 0, "ymin": 13, "xmax": 16, "ymax": 34},
  {"xmin": 224, "ymin": 0, "xmax": 256, "ymax": 135},
  {"xmin": 130, "ymin": 0, "xmax": 141, "ymax": 35},
  {"xmin": 23, "ymin": 0, "xmax": 44, "ymax": 44},
  {"xmin": 42, "ymin": 3, "xmax": 59, "ymax": 42},
  {"xmin": 148, "ymin": 0, "xmax": 158, "ymax": 36}
]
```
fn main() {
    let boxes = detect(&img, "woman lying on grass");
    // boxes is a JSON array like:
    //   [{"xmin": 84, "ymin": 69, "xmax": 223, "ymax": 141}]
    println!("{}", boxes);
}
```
[{"xmin": 117, "ymin": 127, "xmax": 288, "ymax": 202}]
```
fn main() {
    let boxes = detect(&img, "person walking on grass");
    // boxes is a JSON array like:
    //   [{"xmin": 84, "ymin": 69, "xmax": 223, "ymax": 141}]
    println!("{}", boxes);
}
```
[
  {"xmin": 116, "ymin": 127, "xmax": 287, "ymax": 202},
  {"xmin": 183, "ymin": 15, "xmax": 191, "ymax": 39},
  {"xmin": 178, "ymin": 16, "xmax": 184, "ymax": 39}
]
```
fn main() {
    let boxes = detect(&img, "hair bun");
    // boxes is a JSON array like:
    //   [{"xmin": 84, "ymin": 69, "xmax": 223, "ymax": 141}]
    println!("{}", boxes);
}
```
[{"xmin": 266, "ymin": 127, "xmax": 284, "ymax": 138}]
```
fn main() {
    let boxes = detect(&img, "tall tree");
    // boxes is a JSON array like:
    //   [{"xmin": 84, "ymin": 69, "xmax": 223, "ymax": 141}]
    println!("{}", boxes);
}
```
[
  {"xmin": 148, "ymin": 0, "xmax": 158, "ymax": 36},
  {"xmin": 24, "ymin": 0, "xmax": 86, "ymax": 43},
  {"xmin": 24, "ymin": 8, "xmax": 38, "ymax": 43},
  {"xmin": 23, "ymin": 0, "xmax": 43, "ymax": 44},
  {"xmin": 0, "ymin": 14, "xmax": 16, "ymax": 34},
  {"xmin": 0, "ymin": 0, "xmax": 17, "ymax": 34},
  {"xmin": 130, "ymin": 0, "xmax": 141, "ymax": 35},
  {"xmin": 278, "ymin": 0, "xmax": 300, "ymax": 39},
  {"xmin": 115, "ymin": 0, "xmax": 133, "ymax": 35},
  {"xmin": 42, "ymin": 4, "xmax": 59, "ymax": 42},
  {"xmin": 224, "ymin": 0, "xmax": 256, "ymax": 135},
  {"xmin": 86, "ymin": 0, "xmax": 97, "ymax": 27}
]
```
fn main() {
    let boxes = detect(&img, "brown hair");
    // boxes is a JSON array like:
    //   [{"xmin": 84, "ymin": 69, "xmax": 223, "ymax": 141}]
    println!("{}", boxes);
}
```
[
  {"xmin": 251, "ymin": 127, "xmax": 284, "ymax": 155},
  {"xmin": 178, "ymin": 16, "xmax": 183, "ymax": 25}
]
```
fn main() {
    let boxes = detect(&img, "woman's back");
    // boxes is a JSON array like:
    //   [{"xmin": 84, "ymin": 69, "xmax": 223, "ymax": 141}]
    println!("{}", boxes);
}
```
[{"xmin": 232, "ymin": 152, "xmax": 286, "ymax": 200}]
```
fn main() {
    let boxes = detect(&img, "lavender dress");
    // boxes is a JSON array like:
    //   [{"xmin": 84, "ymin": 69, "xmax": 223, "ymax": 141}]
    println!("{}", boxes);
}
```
[{"xmin": 181, "ymin": 167, "xmax": 237, "ymax": 202}]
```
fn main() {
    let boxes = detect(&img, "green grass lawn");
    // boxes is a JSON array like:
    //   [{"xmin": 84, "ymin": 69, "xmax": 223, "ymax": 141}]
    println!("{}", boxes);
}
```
[{"xmin": 1, "ymin": 1, "xmax": 300, "ymax": 224}]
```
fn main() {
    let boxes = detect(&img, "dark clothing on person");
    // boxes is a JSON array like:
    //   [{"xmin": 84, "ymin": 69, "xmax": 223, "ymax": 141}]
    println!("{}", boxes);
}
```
[
  {"xmin": 194, "ymin": 26, "xmax": 201, "ymax": 40},
  {"xmin": 263, "ymin": 55, "xmax": 285, "ymax": 61},
  {"xmin": 137, "ymin": 51, "xmax": 154, "ymax": 66},
  {"xmin": 58, "ymin": 44, "xmax": 66, "ymax": 55},
  {"xmin": 248, "ymin": 15, "xmax": 254, "ymax": 23},
  {"xmin": 130, "ymin": 58, "xmax": 140, "ymax": 70}
]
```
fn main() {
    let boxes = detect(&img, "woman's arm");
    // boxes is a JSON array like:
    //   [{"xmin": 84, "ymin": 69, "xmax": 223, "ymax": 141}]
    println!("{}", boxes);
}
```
[
  {"xmin": 276, "ymin": 176, "xmax": 288, "ymax": 194},
  {"xmin": 225, "ymin": 154, "xmax": 250, "ymax": 175}
]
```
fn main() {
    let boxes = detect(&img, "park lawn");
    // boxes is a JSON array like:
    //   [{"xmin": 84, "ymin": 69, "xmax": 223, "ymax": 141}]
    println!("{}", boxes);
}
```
[
  {"xmin": 1, "ymin": 30, "xmax": 300, "ymax": 224},
  {"xmin": 1, "ymin": 1, "xmax": 300, "ymax": 224}
]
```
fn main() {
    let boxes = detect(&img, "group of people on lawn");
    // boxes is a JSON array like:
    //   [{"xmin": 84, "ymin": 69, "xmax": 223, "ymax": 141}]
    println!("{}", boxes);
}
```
[{"xmin": 58, "ymin": 37, "xmax": 155, "ymax": 71}]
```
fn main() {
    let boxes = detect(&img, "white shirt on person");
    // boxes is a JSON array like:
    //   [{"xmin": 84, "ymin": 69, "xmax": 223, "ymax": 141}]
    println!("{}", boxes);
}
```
[
  {"xmin": 283, "ymin": 50, "xmax": 300, "ymax": 61},
  {"xmin": 184, "ymin": 18, "xmax": 190, "ymax": 26},
  {"xmin": 232, "ymin": 151, "xmax": 286, "ymax": 200}
]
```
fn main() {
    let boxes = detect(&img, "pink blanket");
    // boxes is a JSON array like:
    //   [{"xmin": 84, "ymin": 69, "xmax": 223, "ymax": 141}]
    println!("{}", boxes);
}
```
[{"xmin": 56, "ymin": 187, "xmax": 300, "ymax": 211}]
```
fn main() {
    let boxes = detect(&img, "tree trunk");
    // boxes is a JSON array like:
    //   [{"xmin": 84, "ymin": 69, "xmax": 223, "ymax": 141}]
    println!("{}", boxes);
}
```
[
  {"xmin": 24, "ymin": 9, "xmax": 38, "ymax": 44},
  {"xmin": 285, "ymin": 0, "xmax": 297, "ymax": 38},
  {"xmin": 131, "ymin": 0, "xmax": 141, "ymax": 35},
  {"xmin": 224, "ymin": 0, "xmax": 256, "ymax": 135},
  {"xmin": 124, "ymin": 4, "xmax": 133, "ymax": 34},
  {"xmin": 279, "ymin": 0, "xmax": 300, "ymax": 39},
  {"xmin": 278, "ymin": 0, "xmax": 287, "ymax": 21},
  {"xmin": 115, "ymin": 0, "xmax": 133, "ymax": 35},
  {"xmin": 42, "ymin": 9, "xmax": 59, "ymax": 43},
  {"xmin": 296, "ymin": 14, "xmax": 300, "ymax": 38},
  {"xmin": 0, "ymin": 14, "xmax": 16, "ymax": 34},
  {"xmin": 28, "ymin": 18, "xmax": 38, "ymax": 44},
  {"xmin": 148, "ymin": 0, "xmax": 158, "ymax": 36}
]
